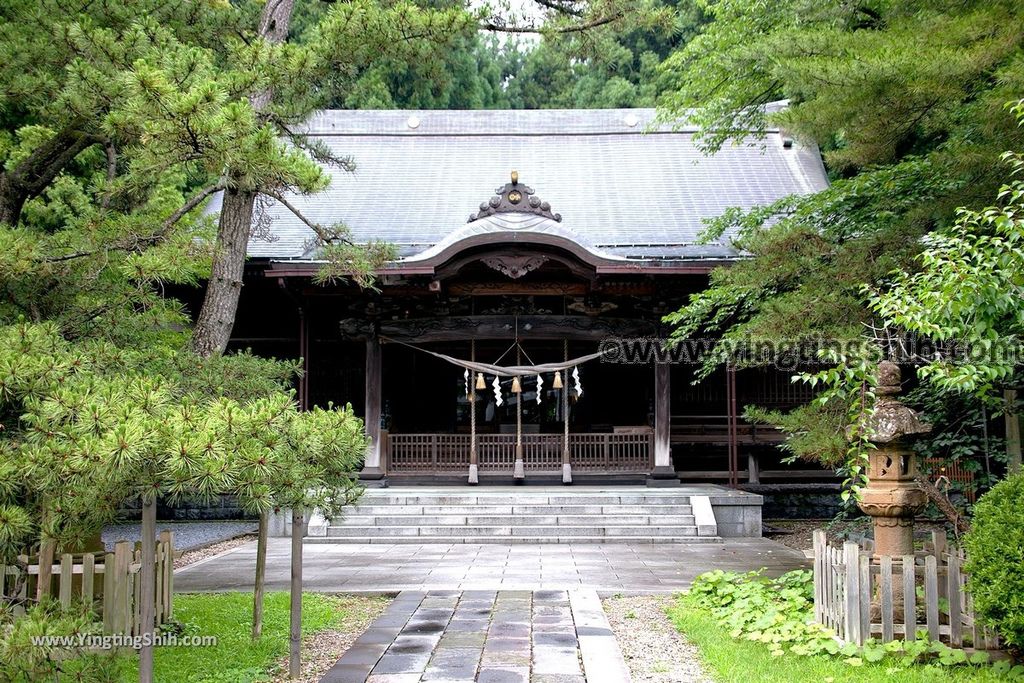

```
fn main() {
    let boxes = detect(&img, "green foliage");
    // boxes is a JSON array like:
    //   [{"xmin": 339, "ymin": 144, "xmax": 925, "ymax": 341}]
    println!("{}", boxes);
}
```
[
  {"xmin": 683, "ymin": 569, "xmax": 1019, "ymax": 674},
  {"xmin": 669, "ymin": 605, "xmax": 1008, "ymax": 683},
  {"xmin": 501, "ymin": 0, "xmax": 693, "ymax": 109},
  {"xmin": 0, "ymin": 321, "xmax": 366, "ymax": 563},
  {"xmin": 660, "ymin": 1, "xmax": 1024, "ymax": 482},
  {"xmin": 869, "ymin": 103, "xmax": 1024, "ymax": 398},
  {"xmin": 964, "ymin": 473, "xmax": 1024, "ymax": 649},
  {"xmin": 0, "ymin": 599, "xmax": 122, "ymax": 682},
  {"xmin": 907, "ymin": 386, "xmax": 1005, "ymax": 503}
]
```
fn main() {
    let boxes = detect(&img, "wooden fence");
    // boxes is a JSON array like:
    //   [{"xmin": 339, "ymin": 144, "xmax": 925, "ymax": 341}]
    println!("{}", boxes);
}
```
[
  {"xmin": 813, "ymin": 529, "xmax": 1000, "ymax": 649},
  {"xmin": 0, "ymin": 531, "xmax": 174, "ymax": 636}
]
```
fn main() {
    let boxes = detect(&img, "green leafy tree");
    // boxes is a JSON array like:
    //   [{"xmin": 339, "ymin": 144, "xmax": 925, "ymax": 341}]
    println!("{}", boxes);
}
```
[{"xmin": 659, "ymin": 0, "xmax": 1024, "ymax": 491}]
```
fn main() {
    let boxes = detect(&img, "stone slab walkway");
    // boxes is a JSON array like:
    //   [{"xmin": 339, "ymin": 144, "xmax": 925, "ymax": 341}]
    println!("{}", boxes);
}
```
[
  {"xmin": 175, "ymin": 538, "xmax": 806, "ymax": 593},
  {"xmin": 320, "ymin": 589, "xmax": 630, "ymax": 683}
]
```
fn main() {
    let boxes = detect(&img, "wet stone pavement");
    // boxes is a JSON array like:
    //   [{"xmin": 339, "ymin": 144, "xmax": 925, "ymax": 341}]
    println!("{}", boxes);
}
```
[{"xmin": 320, "ymin": 589, "xmax": 629, "ymax": 683}]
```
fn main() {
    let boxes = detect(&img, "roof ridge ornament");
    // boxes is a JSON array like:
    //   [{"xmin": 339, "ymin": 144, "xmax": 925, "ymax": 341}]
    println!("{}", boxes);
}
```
[{"xmin": 469, "ymin": 170, "xmax": 562, "ymax": 223}]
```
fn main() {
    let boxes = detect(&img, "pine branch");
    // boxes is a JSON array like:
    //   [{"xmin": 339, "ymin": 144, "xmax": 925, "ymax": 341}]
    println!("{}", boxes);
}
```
[
  {"xmin": 43, "ymin": 182, "xmax": 224, "ymax": 263},
  {"xmin": 480, "ymin": 12, "xmax": 623, "ymax": 34},
  {"xmin": 262, "ymin": 189, "xmax": 355, "ymax": 247}
]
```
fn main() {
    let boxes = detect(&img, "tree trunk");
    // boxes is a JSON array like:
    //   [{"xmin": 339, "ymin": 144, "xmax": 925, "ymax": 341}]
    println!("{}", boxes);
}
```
[
  {"xmin": 0, "ymin": 125, "xmax": 94, "ymax": 226},
  {"xmin": 138, "ymin": 498, "xmax": 157, "ymax": 683},
  {"xmin": 189, "ymin": 0, "xmax": 296, "ymax": 357},
  {"xmin": 191, "ymin": 186, "xmax": 254, "ymax": 356},
  {"xmin": 289, "ymin": 507, "xmax": 305, "ymax": 679},
  {"xmin": 915, "ymin": 474, "xmax": 971, "ymax": 536},
  {"xmin": 251, "ymin": 510, "xmax": 269, "ymax": 641}
]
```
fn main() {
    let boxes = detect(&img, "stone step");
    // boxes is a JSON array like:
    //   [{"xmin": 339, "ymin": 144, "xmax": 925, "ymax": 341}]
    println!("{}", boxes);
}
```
[
  {"xmin": 335, "ymin": 514, "xmax": 698, "ymax": 527},
  {"xmin": 355, "ymin": 494, "xmax": 694, "ymax": 506},
  {"xmin": 307, "ymin": 535, "xmax": 722, "ymax": 545},
  {"xmin": 327, "ymin": 525, "xmax": 699, "ymax": 538},
  {"xmin": 345, "ymin": 504, "xmax": 694, "ymax": 516}
]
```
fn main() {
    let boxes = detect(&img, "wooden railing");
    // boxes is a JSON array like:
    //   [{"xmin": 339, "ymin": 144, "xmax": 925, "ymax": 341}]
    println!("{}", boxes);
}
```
[
  {"xmin": 813, "ymin": 530, "xmax": 1000, "ymax": 649},
  {"xmin": 670, "ymin": 414, "xmax": 785, "ymax": 446},
  {"xmin": 0, "ymin": 532, "xmax": 175, "ymax": 636},
  {"xmin": 385, "ymin": 432, "xmax": 654, "ymax": 473}
]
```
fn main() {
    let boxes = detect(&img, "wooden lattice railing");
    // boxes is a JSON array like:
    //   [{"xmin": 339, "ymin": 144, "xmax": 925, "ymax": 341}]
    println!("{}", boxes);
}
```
[{"xmin": 385, "ymin": 431, "xmax": 654, "ymax": 473}]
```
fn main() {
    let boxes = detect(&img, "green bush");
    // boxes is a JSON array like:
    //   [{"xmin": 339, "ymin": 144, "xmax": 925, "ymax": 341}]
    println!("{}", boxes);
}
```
[{"xmin": 965, "ymin": 472, "xmax": 1024, "ymax": 649}]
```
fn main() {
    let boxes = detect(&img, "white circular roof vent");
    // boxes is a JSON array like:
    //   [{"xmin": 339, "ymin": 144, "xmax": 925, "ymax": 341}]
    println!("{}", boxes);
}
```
[
  {"xmin": 623, "ymin": 113, "xmax": 640, "ymax": 128},
  {"xmin": 406, "ymin": 115, "xmax": 420, "ymax": 130}
]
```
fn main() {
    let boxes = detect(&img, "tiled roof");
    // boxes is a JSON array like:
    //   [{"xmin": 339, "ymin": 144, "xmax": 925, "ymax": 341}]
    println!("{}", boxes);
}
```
[{"xmin": 234, "ymin": 107, "xmax": 828, "ymax": 262}]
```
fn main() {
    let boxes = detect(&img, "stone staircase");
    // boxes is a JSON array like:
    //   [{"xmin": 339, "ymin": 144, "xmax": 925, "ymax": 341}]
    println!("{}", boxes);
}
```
[{"xmin": 307, "ymin": 488, "xmax": 721, "ymax": 544}]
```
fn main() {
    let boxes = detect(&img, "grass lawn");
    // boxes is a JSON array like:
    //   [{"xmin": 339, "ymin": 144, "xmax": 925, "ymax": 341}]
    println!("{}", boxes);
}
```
[
  {"xmin": 116, "ymin": 592, "xmax": 389, "ymax": 683},
  {"xmin": 667, "ymin": 602, "xmax": 1008, "ymax": 683}
]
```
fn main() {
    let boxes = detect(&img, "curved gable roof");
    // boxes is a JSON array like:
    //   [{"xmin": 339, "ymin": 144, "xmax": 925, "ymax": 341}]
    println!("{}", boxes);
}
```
[{"xmin": 235, "ymin": 107, "xmax": 828, "ymax": 263}]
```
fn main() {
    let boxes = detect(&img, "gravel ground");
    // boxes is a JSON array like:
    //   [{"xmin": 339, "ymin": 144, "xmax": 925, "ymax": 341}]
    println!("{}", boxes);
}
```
[
  {"xmin": 765, "ymin": 518, "xmax": 953, "ymax": 553},
  {"xmin": 269, "ymin": 594, "xmax": 392, "ymax": 683},
  {"xmin": 603, "ymin": 595, "xmax": 711, "ymax": 683},
  {"xmin": 102, "ymin": 521, "xmax": 258, "ymax": 553},
  {"xmin": 174, "ymin": 534, "xmax": 257, "ymax": 569}
]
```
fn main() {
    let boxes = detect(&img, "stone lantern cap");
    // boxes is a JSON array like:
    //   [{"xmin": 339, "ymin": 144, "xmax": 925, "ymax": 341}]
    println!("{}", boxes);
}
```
[{"xmin": 867, "ymin": 361, "xmax": 931, "ymax": 443}]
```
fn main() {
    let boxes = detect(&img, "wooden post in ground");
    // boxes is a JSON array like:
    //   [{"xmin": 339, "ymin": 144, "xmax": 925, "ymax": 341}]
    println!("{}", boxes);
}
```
[
  {"xmin": 252, "ymin": 510, "xmax": 269, "ymax": 640},
  {"xmin": 138, "ymin": 498, "xmax": 157, "ymax": 683},
  {"xmin": 289, "ymin": 507, "xmax": 305, "ymax": 679}
]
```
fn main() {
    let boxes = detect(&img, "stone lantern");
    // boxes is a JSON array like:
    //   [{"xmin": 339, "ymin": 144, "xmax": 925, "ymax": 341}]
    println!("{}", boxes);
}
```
[{"xmin": 857, "ymin": 361, "xmax": 931, "ymax": 557}]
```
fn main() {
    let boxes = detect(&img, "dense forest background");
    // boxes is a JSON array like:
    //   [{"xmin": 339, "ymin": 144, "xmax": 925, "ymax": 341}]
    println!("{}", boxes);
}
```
[{"xmin": 292, "ymin": 0, "xmax": 703, "ymax": 110}]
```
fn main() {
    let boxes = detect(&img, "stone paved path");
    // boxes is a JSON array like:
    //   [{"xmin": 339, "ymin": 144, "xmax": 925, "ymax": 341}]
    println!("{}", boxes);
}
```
[
  {"xmin": 176, "ymin": 538, "xmax": 807, "ymax": 593},
  {"xmin": 320, "ymin": 590, "xmax": 630, "ymax": 683}
]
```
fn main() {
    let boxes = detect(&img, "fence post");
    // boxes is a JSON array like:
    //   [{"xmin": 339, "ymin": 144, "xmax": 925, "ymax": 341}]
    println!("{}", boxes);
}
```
[
  {"xmin": 812, "ymin": 530, "xmax": 825, "ymax": 623},
  {"xmin": 880, "ymin": 556, "xmax": 894, "ymax": 642},
  {"xmin": 112, "ymin": 541, "xmax": 131, "ymax": 635},
  {"xmin": 36, "ymin": 539, "xmax": 55, "ymax": 601},
  {"xmin": 843, "ymin": 541, "xmax": 862, "ymax": 644},
  {"xmin": 948, "ymin": 550, "xmax": 963, "ymax": 647},
  {"xmin": 925, "ymin": 555, "xmax": 940, "ymax": 641},
  {"xmin": 58, "ymin": 553, "xmax": 73, "ymax": 608},
  {"xmin": 902, "ymin": 555, "xmax": 916, "ymax": 641},
  {"xmin": 162, "ymin": 530, "xmax": 174, "ymax": 620}
]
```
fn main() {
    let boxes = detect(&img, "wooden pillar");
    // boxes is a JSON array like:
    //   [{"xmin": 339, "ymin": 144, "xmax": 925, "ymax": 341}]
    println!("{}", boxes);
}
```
[
  {"xmin": 726, "ymin": 366, "xmax": 739, "ymax": 488},
  {"xmin": 360, "ymin": 334, "xmax": 384, "ymax": 479},
  {"xmin": 468, "ymin": 341, "xmax": 479, "ymax": 485},
  {"xmin": 297, "ymin": 307, "xmax": 308, "ymax": 411},
  {"xmin": 562, "ymin": 340, "xmax": 572, "ymax": 485},
  {"xmin": 649, "ymin": 361, "xmax": 678, "ymax": 485}
]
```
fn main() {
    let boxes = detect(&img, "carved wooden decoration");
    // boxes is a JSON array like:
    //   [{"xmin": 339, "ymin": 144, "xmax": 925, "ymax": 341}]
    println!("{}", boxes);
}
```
[
  {"xmin": 480, "ymin": 254, "xmax": 549, "ymax": 279},
  {"xmin": 469, "ymin": 171, "xmax": 562, "ymax": 222}
]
